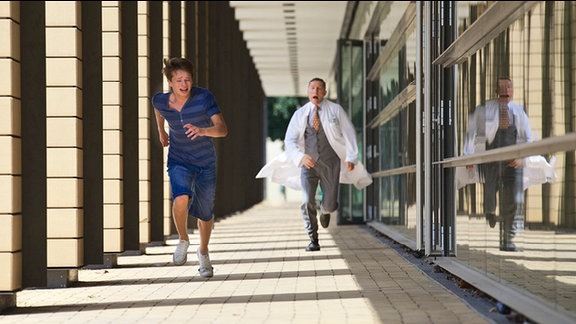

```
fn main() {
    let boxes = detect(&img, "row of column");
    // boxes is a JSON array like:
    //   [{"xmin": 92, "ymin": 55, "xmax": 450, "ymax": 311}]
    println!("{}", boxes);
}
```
[{"xmin": 0, "ymin": 1, "xmax": 266, "ymax": 308}]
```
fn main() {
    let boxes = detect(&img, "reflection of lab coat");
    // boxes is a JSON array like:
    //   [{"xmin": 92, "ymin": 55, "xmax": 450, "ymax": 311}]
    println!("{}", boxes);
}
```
[
  {"xmin": 456, "ymin": 99, "xmax": 556, "ymax": 189},
  {"xmin": 256, "ymin": 100, "xmax": 373, "ymax": 191},
  {"xmin": 463, "ymin": 99, "xmax": 532, "ymax": 155}
]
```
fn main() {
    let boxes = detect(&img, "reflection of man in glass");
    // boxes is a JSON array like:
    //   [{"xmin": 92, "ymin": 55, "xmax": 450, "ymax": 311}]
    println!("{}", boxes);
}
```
[{"xmin": 464, "ymin": 77, "xmax": 533, "ymax": 251}]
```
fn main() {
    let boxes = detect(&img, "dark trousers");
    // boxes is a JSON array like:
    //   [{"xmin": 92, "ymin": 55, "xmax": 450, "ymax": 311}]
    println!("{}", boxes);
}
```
[
  {"xmin": 482, "ymin": 123, "xmax": 524, "ymax": 246},
  {"xmin": 300, "ymin": 157, "xmax": 340, "ymax": 242}
]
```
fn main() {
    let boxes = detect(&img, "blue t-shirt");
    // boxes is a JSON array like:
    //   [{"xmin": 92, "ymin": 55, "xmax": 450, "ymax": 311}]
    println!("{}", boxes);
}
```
[{"xmin": 152, "ymin": 87, "xmax": 221, "ymax": 167}]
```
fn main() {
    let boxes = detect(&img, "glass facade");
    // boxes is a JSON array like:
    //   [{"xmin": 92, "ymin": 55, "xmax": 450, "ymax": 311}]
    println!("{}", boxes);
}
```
[
  {"xmin": 337, "ymin": 1, "xmax": 576, "ymax": 322},
  {"xmin": 338, "ymin": 39, "xmax": 367, "ymax": 224},
  {"xmin": 454, "ymin": 1, "xmax": 576, "ymax": 317}
]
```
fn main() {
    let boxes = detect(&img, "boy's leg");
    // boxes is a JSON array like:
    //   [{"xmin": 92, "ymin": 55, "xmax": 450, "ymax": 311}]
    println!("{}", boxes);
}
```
[
  {"xmin": 173, "ymin": 195, "xmax": 190, "ymax": 241},
  {"xmin": 197, "ymin": 218, "xmax": 214, "ymax": 254}
]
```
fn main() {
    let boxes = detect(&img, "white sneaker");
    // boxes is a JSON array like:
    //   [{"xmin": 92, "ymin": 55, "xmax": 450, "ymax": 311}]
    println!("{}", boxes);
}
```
[
  {"xmin": 173, "ymin": 240, "xmax": 189, "ymax": 265},
  {"xmin": 197, "ymin": 248, "xmax": 214, "ymax": 277}
]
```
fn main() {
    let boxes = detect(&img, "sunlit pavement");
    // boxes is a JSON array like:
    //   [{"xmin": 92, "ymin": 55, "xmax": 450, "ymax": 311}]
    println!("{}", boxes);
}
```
[{"xmin": 1, "ymin": 201, "xmax": 489, "ymax": 324}]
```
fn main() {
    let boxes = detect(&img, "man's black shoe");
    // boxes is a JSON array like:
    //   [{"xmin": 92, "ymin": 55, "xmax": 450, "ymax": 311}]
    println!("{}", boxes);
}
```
[
  {"xmin": 306, "ymin": 241, "xmax": 320, "ymax": 251},
  {"xmin": 486, "ymin": 213, "xmax": 497, "ymax": 228},
  {"xmin": 320, "ymin": 213, "xmax": 331, "ymax": 228}
]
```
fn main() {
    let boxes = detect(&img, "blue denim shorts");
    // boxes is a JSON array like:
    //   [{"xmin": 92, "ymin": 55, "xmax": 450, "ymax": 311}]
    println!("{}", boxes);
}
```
[{"xmin": 167, "ymin": 158, "xmax": 216, "ymax": 221}]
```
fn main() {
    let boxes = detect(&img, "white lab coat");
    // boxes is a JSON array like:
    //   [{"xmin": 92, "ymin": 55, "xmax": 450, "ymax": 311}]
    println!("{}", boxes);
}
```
[{"xmin": 256, "ymin": 99, "xmax": 373, "ymax": 190}]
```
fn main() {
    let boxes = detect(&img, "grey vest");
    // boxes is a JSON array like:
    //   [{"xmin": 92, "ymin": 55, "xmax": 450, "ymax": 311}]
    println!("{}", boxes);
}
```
[{"xmin": 304, "ymin": 118, "xmax": 339, "ymax": 162}]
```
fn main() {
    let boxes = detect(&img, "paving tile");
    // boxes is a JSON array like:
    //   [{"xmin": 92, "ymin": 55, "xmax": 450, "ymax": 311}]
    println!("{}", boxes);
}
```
[{"xmin": 2, "ymin": 201, "xmax": 489, "ymax": 323}]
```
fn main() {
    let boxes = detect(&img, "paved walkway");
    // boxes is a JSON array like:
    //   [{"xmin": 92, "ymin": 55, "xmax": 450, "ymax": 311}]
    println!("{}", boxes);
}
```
[{"xmin": 1, "ymin": 201, "xmax": 490, "ymax": 324}]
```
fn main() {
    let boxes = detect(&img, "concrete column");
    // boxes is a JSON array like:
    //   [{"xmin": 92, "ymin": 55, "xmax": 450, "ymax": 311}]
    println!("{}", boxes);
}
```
[
  {"xmin": 137, "ymin": 1, "xmax": 151, "ymax": 247},
  {"xmin": 102, "ymin": 2, "xmax": 124, "ymax": 263},
  {"xmin": 45, "ymin": 1, "xmax": 84, "ymax": 287},
  {"xmin": 82, "ymin": 1, "xmax": 104, "ymax": 267},
  {"xmin": 0, "ymin": 1, "xmax": 22, "ymax": 310},
  {"xmin": 20, "ymin": 1, "xmax": 48, "ymax": 289},
  {"xmin": 120, "ymin": 1, "xmax": 140, "ymax": 253},
  {"xmin": 148, "ymin": 0, "xmax": 165, "ymax": 244},
  {"xmin": 161, "ymin": 1, "xmax": 175, "ymax": 238}
]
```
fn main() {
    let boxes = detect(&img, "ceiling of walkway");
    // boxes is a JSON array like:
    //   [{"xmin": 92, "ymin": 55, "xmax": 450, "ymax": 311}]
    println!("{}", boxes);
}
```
[{"xmin": 229, "ymin": 1, "xmax": 348, "ymax": 98}]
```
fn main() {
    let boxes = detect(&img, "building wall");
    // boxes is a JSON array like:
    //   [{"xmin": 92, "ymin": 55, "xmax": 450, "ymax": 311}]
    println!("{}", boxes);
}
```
[{"xmin": 344, "ymin": 1, "xmax": 576, "ymax": 322}]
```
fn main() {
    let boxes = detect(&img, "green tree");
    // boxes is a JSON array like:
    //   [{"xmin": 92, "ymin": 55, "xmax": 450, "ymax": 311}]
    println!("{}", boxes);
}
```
[{"xmin": 267, "ymin": 96, "xmax": 306, "ymax": 141}]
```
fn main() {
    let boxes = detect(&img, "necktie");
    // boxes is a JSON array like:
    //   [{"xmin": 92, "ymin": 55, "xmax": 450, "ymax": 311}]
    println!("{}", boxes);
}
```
[
  {"xmin": 499, "ymin": 102, "xmax": 510, "ymax": 129},
  {"xmin": 312, "ymin": 106, "xmax": 321, "ymax": 131}
]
